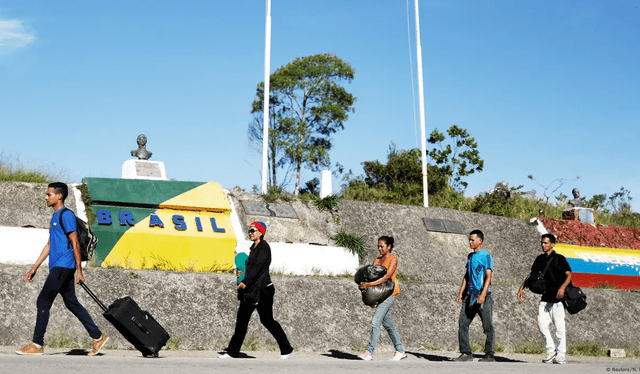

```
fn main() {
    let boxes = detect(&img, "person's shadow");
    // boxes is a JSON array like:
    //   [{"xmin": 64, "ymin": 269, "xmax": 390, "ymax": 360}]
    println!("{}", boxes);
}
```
[
  {"xmin": 322, "ymin": 350, "xmax": 360, "ymax": 360},
  {"xmin": 406, "ymin": 351, "xmax": 450, "ymax": 361}
]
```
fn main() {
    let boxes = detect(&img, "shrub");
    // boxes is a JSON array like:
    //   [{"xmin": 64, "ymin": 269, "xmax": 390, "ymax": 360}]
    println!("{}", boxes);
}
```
[
  {"xmin": 313, "ymin": 194, "xmax": 340, "ymax": 212},
  {"xmin": 332, "ymin": 230, "xmax": 366, "ymax": 261}
]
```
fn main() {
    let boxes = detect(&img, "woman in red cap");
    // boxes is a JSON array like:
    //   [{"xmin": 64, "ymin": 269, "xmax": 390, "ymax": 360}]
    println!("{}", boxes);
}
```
[{"xmin": 219, "ymin": 221, "xmax": 294, "ymax": 359}]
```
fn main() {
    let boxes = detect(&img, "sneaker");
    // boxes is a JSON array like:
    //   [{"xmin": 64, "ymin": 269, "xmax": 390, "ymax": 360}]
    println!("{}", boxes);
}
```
[
  {"xmin": 281, "ymin": 350, "xmax": 295, "ymax": 359},
  {"xmin": 218, "ymin": 353, "xmax": 233, "ymax": 359},
  {"xmin": 542, "ymin": 351, "xmax": 556, "ymax": 364},
  {"xmin": 553, "ymin": 355, "xmax": 566, "ymax": 365},
  {"xmin": 479, "ymin": 354, "xmax": 495, "ymax": 362},
  {"xmin": 452, "ymin": 353, "xmax": 473, "ymax": 362},
  {"xmin": 88, "ymin": 333, "xmax": 109, "ymax": 356},
  {"xmin": 15, "ymin": 342, "xmax": 43, "ymax": 355},
  {"xmin": 358, "ymin": 351, "xmax": 372, "ymax": 361},
  {"xmin": 389, "ymin": 351, "xmax": 407, "ymax": 361}
]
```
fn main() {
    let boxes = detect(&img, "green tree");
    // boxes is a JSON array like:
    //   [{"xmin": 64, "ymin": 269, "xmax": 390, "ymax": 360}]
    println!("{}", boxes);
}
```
[
  {"xmin": 249, "ymin": 53, "xmax": 356, "ymax": 195},
  {"xmin": 427, "ymin": 125, "xmax": 484, "ymax": 190}
]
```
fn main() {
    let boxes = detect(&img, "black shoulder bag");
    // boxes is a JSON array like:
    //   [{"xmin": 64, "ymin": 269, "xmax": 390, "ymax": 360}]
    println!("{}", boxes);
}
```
[{"xmin": 524, "ymin": 256, "xmax": 554, "ymax": 294}]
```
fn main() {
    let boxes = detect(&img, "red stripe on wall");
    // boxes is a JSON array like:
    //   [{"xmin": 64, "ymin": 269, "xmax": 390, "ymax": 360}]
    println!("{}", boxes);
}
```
[{"xmin": 572, "ymin": 273, "xmax": 640, "ymax": 290}]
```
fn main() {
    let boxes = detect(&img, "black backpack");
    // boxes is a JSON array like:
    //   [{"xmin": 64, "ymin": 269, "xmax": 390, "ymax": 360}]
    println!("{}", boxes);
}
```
[{"xmin": 59, "ymin": 207, "xmax": 98, "ymax": 262}]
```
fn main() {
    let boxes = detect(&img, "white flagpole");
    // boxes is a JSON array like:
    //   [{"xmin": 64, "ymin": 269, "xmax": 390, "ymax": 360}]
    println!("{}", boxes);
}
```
[
  {"xmin": 414, "ymin": 0, "xmax": 428, "ymax": 207},
  {"xmin": 261, "ymin": 0, "xmax": 272, "ymax": 194}
]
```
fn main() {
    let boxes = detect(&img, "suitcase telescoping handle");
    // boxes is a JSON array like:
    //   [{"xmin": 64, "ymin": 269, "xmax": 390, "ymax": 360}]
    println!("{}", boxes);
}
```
[{"xmin": 79, "ymin": 281, "xmax": 108, "ymax": 312}]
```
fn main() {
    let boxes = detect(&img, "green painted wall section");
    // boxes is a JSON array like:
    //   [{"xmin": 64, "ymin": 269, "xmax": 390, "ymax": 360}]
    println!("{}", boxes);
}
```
[
  {"xmin": 90, "ymin": 205, "xmax": 156, "ymax": 265},
  {"xmin": 83, "ymin": 178, "xmax": 205, "ymax": 206}
]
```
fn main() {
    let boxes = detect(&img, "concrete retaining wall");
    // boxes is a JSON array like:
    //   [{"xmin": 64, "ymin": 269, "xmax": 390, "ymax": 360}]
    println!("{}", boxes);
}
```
[
  {"xmin": 2, "ymin": 264, "xmax": 638, "ymax": 352},
  {"xmin": 2, "ymin": 182, "xmax": 639, "ymax": 352}
]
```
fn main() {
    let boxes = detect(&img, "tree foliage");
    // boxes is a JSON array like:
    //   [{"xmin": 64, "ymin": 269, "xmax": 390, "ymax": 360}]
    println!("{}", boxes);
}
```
[
  {"xmin": 341, "ymin": 144, "xmax": 451, "ymax": 206},
  {"xmin": 248, "ymin": 53, "xmax": 356, "ymax": 195},
  {"xmin": 427, "ymin": 125, "xmax": 484, "ymax": 190}
]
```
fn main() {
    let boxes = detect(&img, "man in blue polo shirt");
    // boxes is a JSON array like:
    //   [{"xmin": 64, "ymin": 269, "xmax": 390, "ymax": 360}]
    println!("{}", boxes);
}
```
[
  {"xmin": 453, "ymin": 229, "xmax": 495, "ymax": 362},
  {"xmin": 16, "ymin": 182, "xmax": 108, "ymax": 356}
]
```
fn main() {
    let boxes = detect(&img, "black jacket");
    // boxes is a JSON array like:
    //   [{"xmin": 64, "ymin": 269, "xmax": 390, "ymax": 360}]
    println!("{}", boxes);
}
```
[
  {"xmin": 530, "ymin": 250, "xmax": 572, "ymax": 303},
  {"xmin": 241, "ymin": 239, "xmax": 272, "ymax": 291}
]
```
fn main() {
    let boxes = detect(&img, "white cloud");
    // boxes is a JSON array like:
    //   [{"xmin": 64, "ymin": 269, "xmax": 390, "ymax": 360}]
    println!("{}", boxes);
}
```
[{"xmin": 0, "ymin": 19, "xmax": 35, "ymax": 55}]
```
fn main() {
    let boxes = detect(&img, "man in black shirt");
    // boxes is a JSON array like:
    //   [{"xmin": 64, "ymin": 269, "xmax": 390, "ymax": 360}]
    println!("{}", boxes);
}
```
[{"xmin": 518, "ymin": 233, "xmax": 572, "ymax": 364}]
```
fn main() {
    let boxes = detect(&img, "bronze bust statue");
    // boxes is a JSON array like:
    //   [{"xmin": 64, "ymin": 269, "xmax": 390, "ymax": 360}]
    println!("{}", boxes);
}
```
[
  {"xmin": 568, "ymin": 188, "xmax": 585, "ymax": 207},
  {"xmin": 130, "ymin": 134, "xmax": 152, "ymax": 160}
]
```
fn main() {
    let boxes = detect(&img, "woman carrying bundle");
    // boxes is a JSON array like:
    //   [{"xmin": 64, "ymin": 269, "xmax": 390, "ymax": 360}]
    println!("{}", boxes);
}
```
[{"xmin": 357, "ymin": 236, "xmax": 406, "ymax": 361}]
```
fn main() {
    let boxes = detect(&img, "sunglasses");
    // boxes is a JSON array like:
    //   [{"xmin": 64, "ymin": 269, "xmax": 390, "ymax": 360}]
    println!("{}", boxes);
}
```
[{"xmin": 248, "ymin": 229, "xmax": 259, "ymax": 234}]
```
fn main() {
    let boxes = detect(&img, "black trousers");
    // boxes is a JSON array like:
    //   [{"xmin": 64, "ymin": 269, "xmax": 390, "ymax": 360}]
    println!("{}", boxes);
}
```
[{"xmin": 226, "ymin": 285, "xmax": 293, "ymax": 357}]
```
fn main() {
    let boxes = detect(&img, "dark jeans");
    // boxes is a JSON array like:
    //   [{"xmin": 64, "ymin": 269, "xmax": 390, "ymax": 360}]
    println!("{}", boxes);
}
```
[
  {"xmin": 33, "ymin": 267, "xmax": 102, "ymax": 346},
  {"xmin": 458, "ymin": 293, "xmax": 495, "ymax": 355},
  {"xmin": 226, "ymin": 285, "xmax": 293, "ymax": 357}
]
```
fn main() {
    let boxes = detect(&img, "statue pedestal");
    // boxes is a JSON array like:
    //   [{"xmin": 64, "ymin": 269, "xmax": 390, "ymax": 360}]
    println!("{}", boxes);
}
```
[
  {"xmin": 562, "ymin": 207, "xmax": 595, "ymax": 224},
  {"xmin": 122, "ymin": 160, "xmax": 167, "ymax": 180}
]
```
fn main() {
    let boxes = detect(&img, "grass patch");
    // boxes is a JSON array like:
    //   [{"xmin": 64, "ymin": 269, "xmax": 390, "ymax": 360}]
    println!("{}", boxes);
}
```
[
  {"xmin": 266, "ymin": 342, "xmax": 280, "ymax": 352},
  {"xmin": 262, "ymin": 187, "xmax": 292, "ymax": 203},
  {"xmin": 396, "ymin": 271, "xmax": 424, "ymax": 282},
  {"xmin": 332, "ymin": 230, "xmax": 366, "ymax": 261},
  {"xmin": 626, "ymin": 344, "xmax": 640, "ymax": 357},
  {"xmin": 514, "ymin": 341, "xmax": 545, "ymax": 354},
  {"xmin": 47, "ymin": 330, "xmax": 83, "ymax": 349},
  {"xmin": 423, "ymin": 343, "xmax": 440, "ymax": 351},
  {"xmin": 597, "ymin": 282, "xmax": 616, "ymax": 289},
  {"xmin": 351, "ymin": 342, "xmax": 367, "ymax": 353},
  {"xmin": 165, "ymin": 336, "xmax": 181, "ymax": 351},
  {"xmin": 241, "ymin": 333, "xmax": 262, "ymax": 351},
  {"xmin": 568, "ymin": 342, "xmax": 608, "ymax": 357},
  {"xmin": 0, "ymin": 152, "xmax": 67, "ymax": 183},
  {"xmin": 470, "ymin": 342, "xmax": 484, "ymax": 352}
]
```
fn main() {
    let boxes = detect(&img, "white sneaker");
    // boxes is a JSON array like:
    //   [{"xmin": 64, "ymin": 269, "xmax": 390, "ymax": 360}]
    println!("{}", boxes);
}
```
[
  {"xmin": 553, "ymin": 354, "xmax": 566, "ymax": 365},
  {"xmin": 218, "ymin": 353, "xmax": 233, "ymax": 359},
  {"xmin": 389, "ymin": 351, "xmax": 407, "ymax": 361},
  {"xmin": 358, "ymin": 351, "xmax": 373, "ymax": 361},
  {"xmin": 542, "ymin": 351, "xmax": 556, "ymax": 364},
  {"xmin": 281, "ymin": 350, "xmax": 295, "ymax": 359}
]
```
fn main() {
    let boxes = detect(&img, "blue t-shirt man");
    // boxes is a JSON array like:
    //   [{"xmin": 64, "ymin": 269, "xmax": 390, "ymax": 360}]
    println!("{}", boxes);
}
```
[
  {"xmin": 49, "ymin": 208, "xmax": 77, "ymax": 269},
  {"xmin": 466, "ymin": 248, "xmax": 493, "ymax": 305}
]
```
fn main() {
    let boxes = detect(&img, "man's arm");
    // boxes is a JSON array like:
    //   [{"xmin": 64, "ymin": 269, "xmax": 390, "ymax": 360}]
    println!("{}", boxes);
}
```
[
  {"xmin": 26, "ymin": 240, "xmax": 50, "ymax": 282},
  {"xmin": 456, "ymin": 275, "xmax": 467, "ymax": 303},
  {"xmin": 556, "ymin": 271, "xmax": 572, "ymax": 299},
  {"xmin": 477, "ymin": 269, "xmax": 492, "ymax": 304},
  {"xmin": 68, "ymin": 231, "xmax": 85, "ymax": 284},
  {"xmin": 517, "ymin": 274, "xmax": 531, "ymax": 302}
]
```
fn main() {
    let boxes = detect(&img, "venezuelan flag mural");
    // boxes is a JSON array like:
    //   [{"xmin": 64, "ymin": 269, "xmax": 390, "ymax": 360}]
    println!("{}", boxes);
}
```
[
  {"xmin": 555, "ymin": 244, "xmax": 640, "ymax": 290},
  {"xmin": 83, "ymin": 178, "xmax": 235, "ymax": 272}
]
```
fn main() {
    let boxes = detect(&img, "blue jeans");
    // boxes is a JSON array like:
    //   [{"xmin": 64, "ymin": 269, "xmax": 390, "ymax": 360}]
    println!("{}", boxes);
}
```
[
  {"xmin": 458, "ymin": 293, "xmax": 495, "ymax": 355},
  {"xmin": 33, "ymin": 267, "xmax": 102, "ymax": 346},
  {"xmin": 366, "ymin": 295, "xmax": 404, "ymax": 354}
]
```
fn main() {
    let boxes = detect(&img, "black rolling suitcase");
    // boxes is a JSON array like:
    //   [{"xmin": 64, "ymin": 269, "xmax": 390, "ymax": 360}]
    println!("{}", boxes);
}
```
[{"xmin": 80, "ymin": 282, "xmax": 170, "ymax": 357}]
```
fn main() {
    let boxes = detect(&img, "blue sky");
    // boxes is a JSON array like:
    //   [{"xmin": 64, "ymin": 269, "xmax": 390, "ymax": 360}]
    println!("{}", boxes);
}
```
[{"xmin": 1, "ymin": 1, "xmax": 638, "ymax": 211}]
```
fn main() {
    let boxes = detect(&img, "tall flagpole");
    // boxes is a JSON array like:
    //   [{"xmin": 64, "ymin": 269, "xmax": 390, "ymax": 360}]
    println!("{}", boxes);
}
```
[
  {"xmin": 414, "ymin": 0, "xmax": 429, "ymax": 207},
  {"xmin": 261, "ymin": 0, "xmax": 272, "ymax": 194}
]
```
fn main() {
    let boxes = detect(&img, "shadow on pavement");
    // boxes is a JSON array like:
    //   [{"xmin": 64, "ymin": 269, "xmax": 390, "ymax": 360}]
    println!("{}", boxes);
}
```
[
  {"xmin": 494, "ymin": 355, "xmax": 525, "ymax": 363},
  {"xmin": 322, "ymin": 350, "xmax": 360, "ymax": 360},
  {"xmin": 406, "ymin": 351, "xmax": 451, "ymax": 361},
  {"xmin": 54, "ymin": 349, "xmax": 87, "ymax": 356}
]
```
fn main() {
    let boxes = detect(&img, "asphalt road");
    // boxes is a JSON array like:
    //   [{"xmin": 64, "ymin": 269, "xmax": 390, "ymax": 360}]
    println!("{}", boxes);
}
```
[{"xmin": 2, "ymin": 347, "xmax": 639, "ymax": 374}]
